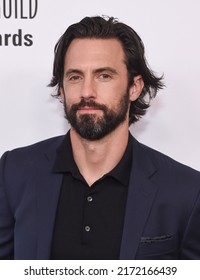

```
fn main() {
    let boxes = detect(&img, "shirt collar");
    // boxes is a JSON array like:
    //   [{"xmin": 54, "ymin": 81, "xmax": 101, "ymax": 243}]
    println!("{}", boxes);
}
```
[
  {"xmin": 53, "ymin": 131, "xmax": 133, "ymax": 187},
  {"xmin": 106, "ymin": 134, "xmax": 132, "ymax": 186},
  {"xmin": 52, "ymin": 131, "xmax": 78, "ymax": 175}
]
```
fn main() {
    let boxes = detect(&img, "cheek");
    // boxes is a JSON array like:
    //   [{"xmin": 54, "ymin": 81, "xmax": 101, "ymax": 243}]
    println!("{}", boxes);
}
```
[
  {"xmin": 107, "ymin": 83, "xmax": 128, "ymax": 102},
  {"xmin": 62, "ymin": 86, "xmax": 80, "ymax": 104}
]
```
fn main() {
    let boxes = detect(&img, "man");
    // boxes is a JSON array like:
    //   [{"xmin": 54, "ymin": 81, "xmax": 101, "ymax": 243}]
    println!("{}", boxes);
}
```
[{"xmin": 0, "ymin": 16, "xmax": 200, "ymax": 260}]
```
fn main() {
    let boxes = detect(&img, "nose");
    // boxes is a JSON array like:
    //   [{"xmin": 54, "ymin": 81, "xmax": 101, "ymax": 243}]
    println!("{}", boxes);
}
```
[{"xmin": 80, "ymin": 78, "xmax": 97, "ymax": 100}]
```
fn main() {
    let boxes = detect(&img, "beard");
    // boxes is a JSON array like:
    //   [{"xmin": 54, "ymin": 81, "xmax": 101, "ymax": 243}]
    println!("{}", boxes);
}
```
[{"xmin": 64, "ymin": 92, "xmax": 130, "ymax": 141}]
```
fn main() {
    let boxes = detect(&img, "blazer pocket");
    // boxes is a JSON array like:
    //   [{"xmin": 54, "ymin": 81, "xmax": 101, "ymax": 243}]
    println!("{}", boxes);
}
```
[{"xmin": 136, "ymin": 234, "xmax": 178, "ymax": 258}]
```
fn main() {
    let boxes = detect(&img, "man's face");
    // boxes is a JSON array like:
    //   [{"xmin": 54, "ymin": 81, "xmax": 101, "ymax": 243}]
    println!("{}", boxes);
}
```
[{"xmin": 61, "ymin": 38, "xmax": 134, "ymax": 140}]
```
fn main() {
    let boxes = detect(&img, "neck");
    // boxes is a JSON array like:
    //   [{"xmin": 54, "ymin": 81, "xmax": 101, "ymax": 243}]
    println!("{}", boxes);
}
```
[{"xmin": 70, "ymin": 122, "xmax": 130, "ymax": 186}]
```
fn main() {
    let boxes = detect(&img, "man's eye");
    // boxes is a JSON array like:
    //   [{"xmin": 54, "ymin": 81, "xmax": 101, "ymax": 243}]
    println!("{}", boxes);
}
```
[
  {"xmin": 68, "ymin": 75, "xmax": 81, "ymax": 82},
  {"xmin": 68, "ymin": 75, "xmax": 81, "ymax": 84},
  {"xmin": 99, "ymin": 73, "xmax": 111, "ymax": 80}
]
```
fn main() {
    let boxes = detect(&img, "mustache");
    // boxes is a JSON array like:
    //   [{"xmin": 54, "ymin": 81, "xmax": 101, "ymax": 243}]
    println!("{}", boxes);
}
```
[{"xmin": 70, "ymin": 99, "xmax": 107, "ymax": 111}]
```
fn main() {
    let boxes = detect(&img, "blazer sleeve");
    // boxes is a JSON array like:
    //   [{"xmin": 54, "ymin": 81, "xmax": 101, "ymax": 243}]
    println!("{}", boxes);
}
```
[
  {"xmin": 0, "ymin": 152, "xmax": 14, "ymax": 259},
  {"xmin": 181, "ymin": 189, "xmax": 200, "ymax": 259}
]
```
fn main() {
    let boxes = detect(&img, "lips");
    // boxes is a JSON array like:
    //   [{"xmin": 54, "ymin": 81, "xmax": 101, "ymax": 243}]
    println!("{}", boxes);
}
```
[
  {"xmin": 77, "ymin": 107, "xmax": 102, "ymax": 114},
  {"xmin": 71, "ymin": 100, "xmax": 107, "ymax": 114},
  {"xmin": 78, "ymin": 106, "xmax": 100, "ymax": 110}
]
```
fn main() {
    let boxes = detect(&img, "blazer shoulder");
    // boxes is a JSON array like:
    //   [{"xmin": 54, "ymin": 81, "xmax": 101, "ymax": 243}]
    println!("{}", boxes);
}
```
[
  {"xmin": 132, "ymin": 136, "xmax": 200, "ymax": 180},
  {"xmin": 0, "ymin": 135, "xmax": 65, "ymax": 177},
  {"xmin": 1, "ymin": 135, "xmax": 64, "ymax": 159}
]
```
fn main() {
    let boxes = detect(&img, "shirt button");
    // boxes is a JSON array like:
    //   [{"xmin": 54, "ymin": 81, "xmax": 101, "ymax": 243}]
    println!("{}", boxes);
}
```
[
  {"xmin": 85, "ymin": 226, "xmax": 90, "ymax": 232},
  {"xmin": 87, "ymin": 196, "xmax": 93, "ymax": 202}
]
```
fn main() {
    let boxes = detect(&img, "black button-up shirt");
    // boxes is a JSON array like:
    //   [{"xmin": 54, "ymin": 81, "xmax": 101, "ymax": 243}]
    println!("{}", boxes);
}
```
[{"xmin": 50, "ymin": 131, "xmax": 132, "ymax": 259}]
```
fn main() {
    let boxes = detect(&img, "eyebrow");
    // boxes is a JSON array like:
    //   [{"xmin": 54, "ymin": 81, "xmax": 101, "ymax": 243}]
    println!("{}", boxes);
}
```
[
  {"xmin": 93, "ymin": 67, "xmax": 118, "ymax": 75},
  {"xmin": 65, "ymin": 69, "xmax": 82, "ymax": 77},
  {"xmin": 65, "ymin": 67, "xmax": 118, "ymax": 77}
]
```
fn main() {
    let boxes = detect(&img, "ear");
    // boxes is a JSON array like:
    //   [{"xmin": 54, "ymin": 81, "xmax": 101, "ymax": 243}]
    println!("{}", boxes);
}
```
[
  {"xmin": 128, "ymin": 75, "xmax": 144, "ymax": 102},
  {"xmin": 59, "ymin": 86, "xmax": 64, "ymax": 97}
]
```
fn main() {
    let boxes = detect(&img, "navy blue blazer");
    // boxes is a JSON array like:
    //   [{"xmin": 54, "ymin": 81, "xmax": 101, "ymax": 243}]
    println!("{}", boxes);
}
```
[{"xmin": 1, "ymin": 134, "xmax": 200, "ymax": 259}]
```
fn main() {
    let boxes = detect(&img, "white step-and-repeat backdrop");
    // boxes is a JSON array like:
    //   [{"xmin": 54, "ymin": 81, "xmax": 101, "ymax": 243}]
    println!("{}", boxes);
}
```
[{"xmin": 0, "ymin": 0, "xmax": 200, "ymax": 171}]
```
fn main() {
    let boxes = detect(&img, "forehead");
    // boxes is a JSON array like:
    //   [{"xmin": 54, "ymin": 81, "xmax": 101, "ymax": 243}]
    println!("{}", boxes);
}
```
[{"xmin": 64, "ymin": 38, "xmax": 126, "ymax": 69}]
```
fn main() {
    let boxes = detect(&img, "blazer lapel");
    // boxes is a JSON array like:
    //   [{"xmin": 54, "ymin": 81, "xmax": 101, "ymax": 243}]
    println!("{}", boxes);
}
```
[
  {"xmin": 35, "ymin": 138, "xmax": 64, "ymax": 259},
  {"xmin": 120, "ymin": 137, "xmax": 159, "ymax": 259}
]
